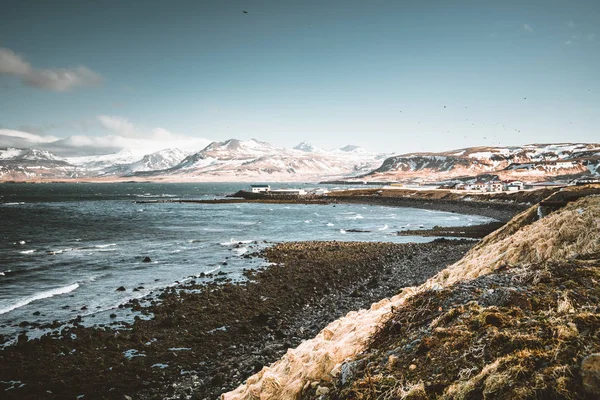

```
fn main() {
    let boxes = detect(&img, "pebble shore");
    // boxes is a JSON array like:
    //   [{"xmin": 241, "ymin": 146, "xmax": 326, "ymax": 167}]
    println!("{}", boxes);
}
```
[{"xmin": 0, "ymin": 240, "xmax": 475, "ymax": 400}]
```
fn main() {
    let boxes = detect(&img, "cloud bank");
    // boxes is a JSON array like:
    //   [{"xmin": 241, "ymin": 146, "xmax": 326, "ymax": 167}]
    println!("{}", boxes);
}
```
[
  {"xmin": 0, "ymin": 47, "xmax": 102, "ymax": 91},
  {"xmin": 0, "ymin": 116, "xmax": 212, "ymax": 157}
]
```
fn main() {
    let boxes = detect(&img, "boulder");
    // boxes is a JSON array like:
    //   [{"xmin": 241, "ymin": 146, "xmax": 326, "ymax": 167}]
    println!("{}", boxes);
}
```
[
  {"xmin": 142, "ymin": 256, "xmax": 151, "ymax": 263},
  {"xmin": 582, "ymin": 354, "xmax": 600, "ymax": 395}
]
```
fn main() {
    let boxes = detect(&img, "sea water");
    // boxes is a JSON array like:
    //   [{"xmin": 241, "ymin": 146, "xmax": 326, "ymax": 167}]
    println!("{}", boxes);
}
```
[{"xmin": 0, "ymin": 182, "xmax": 493, "ymax": 340}]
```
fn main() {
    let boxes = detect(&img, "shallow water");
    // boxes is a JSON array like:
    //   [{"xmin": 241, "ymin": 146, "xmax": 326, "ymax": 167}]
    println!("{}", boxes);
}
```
[{"xmin": 0, "ymin": 182, "xmax": 493, "ymax": 339}]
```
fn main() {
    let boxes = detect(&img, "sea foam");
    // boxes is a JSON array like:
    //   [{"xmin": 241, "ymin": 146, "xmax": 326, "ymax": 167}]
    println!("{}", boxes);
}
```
[{"xmin": 0, "ymin": 283, "xmax": 80, "ymax": 315}]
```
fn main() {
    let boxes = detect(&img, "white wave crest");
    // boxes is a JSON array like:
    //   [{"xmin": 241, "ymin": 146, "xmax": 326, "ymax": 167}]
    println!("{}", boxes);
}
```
[
  {"xmin": 220, "ymin": 239, "xmax": 253, "ymax": 247},
  {"xmin": 0, "ymin": 283, "xmax": 80, "ymax": 315},
  {"xmin": 378, "ymin": 224, "xmax": 389, "ymax": 231}
]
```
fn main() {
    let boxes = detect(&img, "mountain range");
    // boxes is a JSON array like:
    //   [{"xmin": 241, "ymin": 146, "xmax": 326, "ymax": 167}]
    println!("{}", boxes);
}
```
[
  {"xmin": 1, "ymin": 141, "xmax": 599, "ymax": 183},
  {"xmin": 363, "ymin": 143, "xmax": 600, "ymax": 182},
  {"xmin": 0, "ymin": 139, "xmax": 387, "ymax": 182}
]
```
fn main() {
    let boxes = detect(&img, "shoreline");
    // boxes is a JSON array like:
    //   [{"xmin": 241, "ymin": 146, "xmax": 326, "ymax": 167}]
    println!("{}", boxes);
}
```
[
  {"xmin": 0, "ymin": 190, "xmax": 533, "ymax": 399},
  {"xmin": 0, "ymin": 240, "xmax": 476, "ymax": 399},
  {"xmin": 135, "ymin": 188, "xmax": 532, "ymax": 222}
]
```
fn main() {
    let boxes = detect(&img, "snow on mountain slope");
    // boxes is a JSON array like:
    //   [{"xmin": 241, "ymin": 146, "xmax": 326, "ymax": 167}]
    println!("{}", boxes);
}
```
[
  {"xmin": 137, "ymin": 139, "xmax": 387, "ymax": 181},
  {"xmin": 66, "ymin": 149, "xmax": 145, "ymax": 169},
  {"xmin": 125, "ymin": 149, "xmax": 187, "ymax": 172},
  {"xmin": 365, "ymin": 143, "xmax": 600, "ymax": 181},
  {"xmin": 0, "ymin": 148, "xmax": 66, "ymax": 162},
  {"xmin": 0, "ymin": 148, "xmax": 74, "ymax": 180}
]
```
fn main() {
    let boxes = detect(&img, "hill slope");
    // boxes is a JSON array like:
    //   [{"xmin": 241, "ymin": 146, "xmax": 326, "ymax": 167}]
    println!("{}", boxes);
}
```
[
  {"xmin": 365, "ymin": 143, "xmax": 600, "ymax": 182},
  {"xmin": 223, "ymin": 185, "xmax": 600, "ymax": 399}
]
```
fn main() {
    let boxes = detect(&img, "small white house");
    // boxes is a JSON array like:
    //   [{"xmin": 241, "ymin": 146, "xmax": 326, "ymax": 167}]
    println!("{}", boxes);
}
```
[
  {"xmin": 487, "ymin": 182, "xmax": 504, "ymax": 192},
  {"xmin": 472, "ymin": 182, "xmax": 487, "ymax": 191},
  {"xmin": 250, "ymin": 184, "xmax": 270, "ymax": 193},
  {"xmin": 505, "ymin": 180, "xmax": 524, "ymax": 191}
]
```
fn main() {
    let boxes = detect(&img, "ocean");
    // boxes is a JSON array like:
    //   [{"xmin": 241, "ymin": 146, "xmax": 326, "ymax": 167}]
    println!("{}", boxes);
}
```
[{"xmin": 0, "ymin": 182, "xmax": 493, "ymax": 341}]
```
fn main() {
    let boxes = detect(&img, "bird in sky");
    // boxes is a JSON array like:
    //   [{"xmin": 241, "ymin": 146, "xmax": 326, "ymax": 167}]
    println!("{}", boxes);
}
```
[{"xmin": 243, "ymin": 10, "xmax": 248, "ymax": 14}]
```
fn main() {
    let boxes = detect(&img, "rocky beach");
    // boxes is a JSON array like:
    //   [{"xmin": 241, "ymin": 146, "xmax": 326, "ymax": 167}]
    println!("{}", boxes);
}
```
[
  {"xmin": 4, "ymin": 186, "xmax": 596, "ymax": 399},
  {"xmin": 0, "ymin": 239, "xmax": 475, "ymax": 399}
]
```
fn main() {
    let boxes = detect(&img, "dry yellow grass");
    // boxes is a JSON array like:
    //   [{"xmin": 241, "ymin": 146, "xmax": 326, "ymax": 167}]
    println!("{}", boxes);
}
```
[{"xmin": 221, "ymin": 195, "xmax": 600, "ymax": 400}]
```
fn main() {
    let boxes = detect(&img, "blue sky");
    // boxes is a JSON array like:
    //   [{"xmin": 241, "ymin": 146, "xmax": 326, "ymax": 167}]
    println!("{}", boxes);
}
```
[{"xmin": 0, "ymin": 0, "xmax": 598, "ymax": 155}]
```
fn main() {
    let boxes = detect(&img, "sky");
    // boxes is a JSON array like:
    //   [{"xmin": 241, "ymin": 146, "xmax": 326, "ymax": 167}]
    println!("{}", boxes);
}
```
[{"xmin": 0, "ymin": 0, "xmax": 599, "ymax": 156}]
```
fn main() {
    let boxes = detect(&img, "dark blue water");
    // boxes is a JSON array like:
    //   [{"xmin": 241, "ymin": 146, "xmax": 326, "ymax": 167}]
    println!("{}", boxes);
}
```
[{"xmin": 0, "ymin": 183, "xmax": 492, "ymax": 342}]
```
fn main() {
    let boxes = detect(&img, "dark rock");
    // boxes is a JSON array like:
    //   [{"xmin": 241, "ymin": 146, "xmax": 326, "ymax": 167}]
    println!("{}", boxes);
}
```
[
  {"xmin": 32, "ymin": 311, "xmax": 41, "ymax": 316},
  {"xmin": 143, "ymin": 256, "xmax": 151, "ymax": 263},
  {"xmin": 116, "ymin": 286, "xmax": 126, "ymax": 292},
  {"xmin": 582, "ymin": 354, "xmax": 600, "ymax": 395},
  {"xmin": 109, "ymin": 313, "xmax": 117, "ymax": 319}
]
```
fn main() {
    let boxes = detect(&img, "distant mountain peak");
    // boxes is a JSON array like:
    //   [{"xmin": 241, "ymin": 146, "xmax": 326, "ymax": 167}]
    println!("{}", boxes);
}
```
[
  {"xmin": 339, "ymin": 145, "xmax": 362, "ymax": 152},
  {"xmin": 294, "ymin": 142, "xmax": 316, "ymax": 152}
]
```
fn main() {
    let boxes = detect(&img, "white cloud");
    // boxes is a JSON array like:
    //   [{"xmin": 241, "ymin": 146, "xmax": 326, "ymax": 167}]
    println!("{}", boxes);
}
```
[
  {"xmin": 567, "ymin": 20, "xmax": 576, "ymax": 29},
  {"xmin": 0, "ymin": 129, "xmax": 58, "ymax": 143},
  {"xmin": 0, "ymin": 47, "xmax": 102, "ymax": 92},
  {"xmin": 98, "ymin": 115, "xmax": 137, "ymax": 137},
  {"xmin": 524, "ymin": 24, "xmax": 533, "ymax": 32},
  {"xmin": 565, "ymin": 40, "xmax": 572, "ymax": 45},
  {"xmin": 1, "ymin": 117, "xmax": 212, "ymax": 157}
]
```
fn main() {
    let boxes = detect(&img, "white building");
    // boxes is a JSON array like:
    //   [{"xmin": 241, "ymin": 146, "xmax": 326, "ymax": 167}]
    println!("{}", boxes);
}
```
[
  {"xmin": 488, "ymin": 182, "xmax": 504, "ymax": 192},
  {"xmin": 250, "ymin": 184, "xmax": 270, "ymax": 193},
  {"xmin": 269, "ymin": 189, "xmax": 307, "ymax": 196},
  {"xmin": 505, "ymin": 180, "xmax": 524, "ymax": 191}
]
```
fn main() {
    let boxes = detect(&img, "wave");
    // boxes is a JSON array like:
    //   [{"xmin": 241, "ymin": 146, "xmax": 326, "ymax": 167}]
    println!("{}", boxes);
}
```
[
  {"xmin": 339, "ymin": 229, "xmax": 347, "ymax": 234},
  {"xmin": 327, "ymin": 223, "xmax": 334, "ymax": 226},
  {"xmin": 378, "ymin": 224, "xmax": 389, "ymax": 231},
  {"xmin": 19, "ymin": 250, "xmax": 36, "ymax": 254},
  {"xmin": 0, "ymin": 283, "xmax": 80, "ymax": 315},
  {"xmin": 2, "ymin": 202, "xmax": 26, "ymax": 206},
  {"xmin": 94, "ymin": 244, "xmax": 117, "ymax": 249},
  {"xmin": 232, "ymin": 246, "xmax": 248, "ymax": 256},
  {"xmin": 0, "ymin": 270, "xmax": 11, "ymax": 276},
  {"xmin": 346, "ymin": 214, "xmax": 363, "ymax": 220},
  {"xmin": 220, "ymin": 239, "xmax": 253, "ymax": 247}
]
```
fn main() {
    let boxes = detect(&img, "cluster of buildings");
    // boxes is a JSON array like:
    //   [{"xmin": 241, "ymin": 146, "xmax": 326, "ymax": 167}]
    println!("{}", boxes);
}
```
[
  {"xmin": 250, "ymin": 185, "xmax": 316, "ymax": 196},
  {"xmin": 453, "ymin": 180, "xmax": 525, "ymax": 192},
  {"xmin": 449, "ymin": 175, "xmax": 600, "ymax": 192}
]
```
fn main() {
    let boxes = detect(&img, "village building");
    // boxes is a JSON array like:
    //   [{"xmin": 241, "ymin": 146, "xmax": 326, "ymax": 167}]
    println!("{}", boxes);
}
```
[
  {"xmin": 250, "ymin": 184, "xmax": 270, "ymax": 193},
  {"xmin": 488, "ymin": 181, "xmax": 504, "ymax": 192},
  {"xmin": 504, "ymin": 180, "xmax": 524, "ymax": 191},
  {"xmin": 269, "ymin": 188, "xmax": 307, "ymax": 196}
]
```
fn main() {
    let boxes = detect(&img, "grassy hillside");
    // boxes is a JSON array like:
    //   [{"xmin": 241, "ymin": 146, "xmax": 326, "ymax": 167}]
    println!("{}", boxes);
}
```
[{"xmin": 223, "ymin": 185, "xmax": 600, "ymax": 400}]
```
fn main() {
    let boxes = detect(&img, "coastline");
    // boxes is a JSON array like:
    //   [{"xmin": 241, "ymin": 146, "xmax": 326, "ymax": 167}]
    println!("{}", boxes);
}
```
[
  {"xmin": 0, "ymin": 240, "xmax": 475, "ymax": 399},
  {"xmin": 0, "ymin": 191, "xmax": 530, "ymax": 399}
]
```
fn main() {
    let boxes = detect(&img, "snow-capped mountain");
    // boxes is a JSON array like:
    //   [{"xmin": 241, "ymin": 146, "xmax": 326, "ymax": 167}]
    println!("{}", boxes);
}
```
[
  {"xmin": 0, "ymin": 147, "xmax": 190, "ymax": 180},
  {"xmin": 65, "ymin": 148, "xmax": 188, "ymax": 176},
  {"xmin": 3, "ymin": 141, "xmax": 599, "ymax": 183},
  {"xmin": 0, "ymin": 147, "xmax": 73, "ymax": 180},
  {"xmin": 127, "ymin": 149, "xmax": 188, "ymax": 172},
  {"xmin": 294, "ymin": 142, "xmax": 322, "ymax": 153},
  {"xmin": 0, "ymin": 148, "xmax": 66, "ymax": 162},
  {"xmin": 135, "ymin": 139, "xmax": 388, "ymax": 182},
  {"xmin": 364, "ymin": 143, "xmax": 600, "ymax": 182}
]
